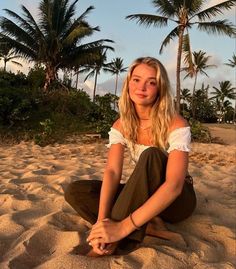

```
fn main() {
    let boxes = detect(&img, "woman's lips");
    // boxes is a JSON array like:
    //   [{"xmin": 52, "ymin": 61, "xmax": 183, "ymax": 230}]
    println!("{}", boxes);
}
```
[{"xmin": 136, "ymin": 94, "xmax": 147, "ymax": 98}]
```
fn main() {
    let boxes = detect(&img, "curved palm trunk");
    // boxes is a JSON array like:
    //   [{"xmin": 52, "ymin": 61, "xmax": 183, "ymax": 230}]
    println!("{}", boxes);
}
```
[
  {"xmin": 176, "ymin": 26, "xmax": 185, "ymax": 112},
  {"xmin": 93, "ymin": 70, "xmax": 98, "ymax": 102},
  {"xmin": 192, "ymin": 73, "xmax": 198, "ymax": 119}
]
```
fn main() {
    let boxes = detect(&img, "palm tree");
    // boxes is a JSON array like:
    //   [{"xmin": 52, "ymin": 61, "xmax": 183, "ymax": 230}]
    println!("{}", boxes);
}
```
[
  {"xmin": 225, "ymin": 53, "xmax": 236, "ymax": 67},
  {"xmin": 105, "ymin": 57, "xmax": 128, "ymax": 97},
  {"xmin": 0, "ymin": 0, "xmax": 113, "ymax": 90},
  {"xmin": 224, "ymin": 53, "xmax": 236, "ymax": 122},
  {"xmin": 0, "ymin": 47, "xmax": 23, "ymax": 72},
  {"xmin": 82, "ymin": 48, "xmax": 113, "ymax": 102},
  {"xmin": 182, "ymin": 50, "xmax": 216, "ymax": 118},
  {"xmin": 126, "ymin": 0, "xmax": 236, "ymax": 112},
  {"xmin": 180, "ymin": 88, "xmax": 191, "ymax": 115},
  {"xmin": 210, "ymin": 81, "xmax": 236, "ymax": 122}
]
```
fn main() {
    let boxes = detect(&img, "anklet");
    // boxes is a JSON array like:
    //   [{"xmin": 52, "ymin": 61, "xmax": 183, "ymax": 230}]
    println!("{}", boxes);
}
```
[{"xmin": 129, "ymin": 213, "xmax": 141, "ymax": 230}]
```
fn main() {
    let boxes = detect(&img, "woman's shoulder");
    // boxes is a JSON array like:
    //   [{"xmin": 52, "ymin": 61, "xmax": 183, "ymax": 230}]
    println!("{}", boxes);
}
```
[
  {"xmin": 112, "ymin": 118, "xmax": 124, "ymax": 134},
  {"xmin": 169, "ymin": 114, "xmax": 189, "ymax": 133}
]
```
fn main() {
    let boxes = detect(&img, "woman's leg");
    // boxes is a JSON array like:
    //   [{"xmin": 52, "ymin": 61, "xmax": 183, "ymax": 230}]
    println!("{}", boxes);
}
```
[
  {"xmin": 160, "ymin": 177, "xmax": 196, "ymax": 223},
  {"xmin": 64, "ymin": 180, "xmax": 125, "ymax": 224},
  {"xmin": 111, "ymin": 147, "xmax": 196, "ymax": 243},
  {"xmin": 111, "ymin": 147, "xmax": 168, "ymax": 242},
  {"xmin": 64, "ymin": 180, "xmax": 102, "ymax": 225}
]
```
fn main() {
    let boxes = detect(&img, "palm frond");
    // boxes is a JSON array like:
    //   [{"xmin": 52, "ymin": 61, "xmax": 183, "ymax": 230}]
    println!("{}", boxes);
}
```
[
  {"xmin": 196, "ymin": 0, "xmax": 236, "ymax": 21},
  {"xmin": 64, "ymin": 0, "xmax": 79, "ymax": 23},
  {"xmin": 0, "ymin": 35, "xmax": 37, "ymax": 61},
  {"xmin": 10, "ymin": 60, "xmax": 23, "ymax": 67},
  {"xmin": 0, "ymin": 17, "xmax": 37, "ymax": 49},
  {"xmin": 151, "ymin": 0, "xmax": 176, "ymax": 17},
  {"xmin": 63, "ymin": 23, "xmax": 93, "ymax": 45},
  {"xmin": 182, "ymin": 32, "xmax": 194, "ymax": 76},
  {"xmin": 197, "ymin": 20, "xmax": 236, "ymax": 37},
  {"xmin": 3, "ymin": 8, "xmax": 37, "ymax": 39},
  {"xmin": 126, "ymin": 14, "xmax": 169, "ymax": 27},
  {"xmin": 84, "ymin": 70, "xmax": 95, "ymax": 82},
  {"xmin": 159, "ymin": 26, "xmax": 179, "ymax": 53},
  {"xmin": 77, "ymin": 6, "xmax": 95, "ymax": 22},
  {"xmin": 225, "ymin": 53, "xmax": 236, "ymax": 67}
]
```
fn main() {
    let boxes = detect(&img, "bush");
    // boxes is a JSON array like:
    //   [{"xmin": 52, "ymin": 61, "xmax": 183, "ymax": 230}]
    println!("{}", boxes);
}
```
[
  {"xmin": 190, "ymin": 119, "xmax": 211, "ymax": 143},
  {"xmin": 0, "ymin": 87, "xmax": 36, "ymax": 125}
]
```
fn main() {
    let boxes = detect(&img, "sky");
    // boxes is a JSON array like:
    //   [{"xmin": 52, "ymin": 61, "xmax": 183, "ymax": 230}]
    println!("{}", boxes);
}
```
[{"xmin": 0, "ymin": 0, "xmax": 235, "ymax": 98}]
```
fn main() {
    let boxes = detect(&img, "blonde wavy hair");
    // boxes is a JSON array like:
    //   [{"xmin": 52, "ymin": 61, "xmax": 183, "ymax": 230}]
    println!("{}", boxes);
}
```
[{"xmin": 119, "ymin": 57, "xmax": 176, "ymax": 150}]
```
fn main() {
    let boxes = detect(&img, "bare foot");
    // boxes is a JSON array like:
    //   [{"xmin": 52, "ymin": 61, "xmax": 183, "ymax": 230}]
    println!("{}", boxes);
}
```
[{"xmin": 146, "ymin": 217, "xmax": 186, "ymax": 246}]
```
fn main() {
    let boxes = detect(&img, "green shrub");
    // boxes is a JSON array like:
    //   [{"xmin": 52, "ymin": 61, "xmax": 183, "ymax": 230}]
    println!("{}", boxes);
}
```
[
  {"xmin": 190, "ymin": 119, "xmax": 211, "ymax": 143},
  {"xmin": 0, "ymin": 87, "xmax": 36, "ymax": 125}
]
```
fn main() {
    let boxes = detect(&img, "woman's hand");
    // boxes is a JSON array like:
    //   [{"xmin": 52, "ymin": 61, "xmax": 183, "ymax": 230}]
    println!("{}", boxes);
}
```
[
  {"xmin": 88, "ymin": 241, "xmax": 118, "ymax": 256},
  {"xmin": 87, "ymin": 218, "xmax": 129, "ymax": 245}
]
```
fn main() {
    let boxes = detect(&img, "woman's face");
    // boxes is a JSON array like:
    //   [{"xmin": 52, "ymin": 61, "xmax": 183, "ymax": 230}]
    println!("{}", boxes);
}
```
[{"xmin": 128, "ymin": 63, "xmax": 158, "ymax": 107}]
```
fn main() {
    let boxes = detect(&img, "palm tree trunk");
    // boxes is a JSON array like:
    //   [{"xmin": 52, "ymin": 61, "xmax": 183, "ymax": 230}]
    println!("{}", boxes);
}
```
[
  {"xmin": 176, "ymin": 26, "xmax": 185, "ymax": 112},
  {"xmin": 233, "ymin": 101, "xmax": 236, "ymax": 123},
  {"xmin": 93, "ymin": 70, "xmax": 98, "ymax": 102},
  {"xmin": 44, "ymin": 65, "xmax": 57, "ymax": 91},
  {"xmin": 4, "ymin": 59, "xmax": 7, "ymax": 71},
  {"xmin": 114, "ymin": 74, "xmax": 118, "ymax": 96},
  {"xmin": 75, "ymin": 71, "xmax": 79, "ymax": 89},
  {"xmin": 192, "ymin": 73, "xmax": 198, "ymax": 119},
  {"xmin": 114, "ymin": 74, "xmax": 118, "ymax": 109}
]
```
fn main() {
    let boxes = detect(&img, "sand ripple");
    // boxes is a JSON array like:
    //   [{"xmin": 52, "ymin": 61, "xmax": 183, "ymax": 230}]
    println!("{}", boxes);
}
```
[{"xmin": 0, "ymin": 140, "xmax": 235, "ymax": 268}]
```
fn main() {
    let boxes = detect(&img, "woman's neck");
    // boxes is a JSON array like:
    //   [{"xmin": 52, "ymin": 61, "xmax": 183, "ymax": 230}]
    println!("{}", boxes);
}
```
[{"xmin": 135, "ymin": 105, "xmax": 151, "ymax": 120}]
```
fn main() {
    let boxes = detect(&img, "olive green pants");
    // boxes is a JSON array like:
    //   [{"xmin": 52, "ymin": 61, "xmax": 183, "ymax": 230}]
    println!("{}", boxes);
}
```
[{"xmin": 64, "ymin": 147, "xmax": 196, "ymax": 243}]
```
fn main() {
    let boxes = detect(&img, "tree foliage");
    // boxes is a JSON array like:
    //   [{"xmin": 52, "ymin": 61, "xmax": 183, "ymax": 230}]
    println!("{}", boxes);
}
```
[
  {"xmin": 0, "ymin": 0, "xmax": 114, "ymax": 90},
  {"xmin": 126, "ymin": 0, "xmax": 236, "ymax": 111}
]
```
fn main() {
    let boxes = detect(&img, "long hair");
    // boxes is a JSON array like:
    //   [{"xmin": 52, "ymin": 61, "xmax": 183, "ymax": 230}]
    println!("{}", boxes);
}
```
[{"xmin": 119, "ymin": 57, "xmax": 176, "ymax": 149}]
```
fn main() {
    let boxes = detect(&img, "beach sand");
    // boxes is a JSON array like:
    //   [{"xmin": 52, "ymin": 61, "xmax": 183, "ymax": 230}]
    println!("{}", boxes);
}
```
[{"xmin": 0, "ymin": 131, "xmax": 235, "ymax": 268}]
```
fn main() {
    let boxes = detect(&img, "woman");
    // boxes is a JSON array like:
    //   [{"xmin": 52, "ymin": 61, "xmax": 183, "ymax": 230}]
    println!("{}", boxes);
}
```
[{"xmin": 64, "ymin": 57, "xmax": 196, "ymax": 256}]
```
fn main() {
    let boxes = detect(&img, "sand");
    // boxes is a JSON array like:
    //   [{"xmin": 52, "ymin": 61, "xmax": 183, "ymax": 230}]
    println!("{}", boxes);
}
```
[{"xmin": 0, "ymin": 132, "xmax": 235, "ymax": 268}]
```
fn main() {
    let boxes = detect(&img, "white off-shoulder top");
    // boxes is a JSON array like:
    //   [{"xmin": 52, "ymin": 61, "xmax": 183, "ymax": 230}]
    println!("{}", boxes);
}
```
[{"xmin": 107, "ymin": 127, "xmax": 191, "ymax": 163}]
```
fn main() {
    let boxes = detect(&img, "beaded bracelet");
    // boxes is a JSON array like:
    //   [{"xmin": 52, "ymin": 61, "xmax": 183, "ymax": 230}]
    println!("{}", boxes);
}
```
[{"xmin": 129, "ymin": 213, "xmax": 141, "ymax": 230}]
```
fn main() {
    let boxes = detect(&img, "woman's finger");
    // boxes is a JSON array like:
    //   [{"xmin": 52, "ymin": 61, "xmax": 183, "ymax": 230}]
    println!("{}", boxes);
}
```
[{"xmin": 87, "ymin": 230, "xmax": 105, "ymax": 242}]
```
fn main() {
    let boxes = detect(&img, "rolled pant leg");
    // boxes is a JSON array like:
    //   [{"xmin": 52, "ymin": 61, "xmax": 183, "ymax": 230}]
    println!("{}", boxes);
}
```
[
  {"xmin": 64, "ymin": 180, "xmax": 125, "ymax": 225},
  {"xmin": 111, "ymin": 147, "xmax": 168, "ymax": 242},
  {"xmin": 64, "ymin": 180, "xmax": 102, "ymax": 224}
]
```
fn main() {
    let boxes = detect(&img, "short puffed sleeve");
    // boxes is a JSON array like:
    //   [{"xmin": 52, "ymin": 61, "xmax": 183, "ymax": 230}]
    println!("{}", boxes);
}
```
[
  {"xmin": 106, "ymin": 127, "xmax": 126, "ymax": 148},
  {"xmin": 167, "ymin": 127, "xmax": 191, "ymax": 153}
]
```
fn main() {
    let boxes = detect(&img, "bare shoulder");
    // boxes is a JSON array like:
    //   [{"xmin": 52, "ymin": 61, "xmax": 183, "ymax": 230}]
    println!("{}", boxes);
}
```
[
  {"xmin": 112, "ymin": 118, "xmax": 123, "ymax": 132},
  {"xmin": 169, "ymin": 114, "xmax": 189, "ymax": 132}
]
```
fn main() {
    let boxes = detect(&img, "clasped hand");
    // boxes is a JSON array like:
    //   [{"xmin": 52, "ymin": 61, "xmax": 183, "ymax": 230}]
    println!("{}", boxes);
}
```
[{"xmin": 86, "ymin": 218, "xmax": 128, "ymax": 255}]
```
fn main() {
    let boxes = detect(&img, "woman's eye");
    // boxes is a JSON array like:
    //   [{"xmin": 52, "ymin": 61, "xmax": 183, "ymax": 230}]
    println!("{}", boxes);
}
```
[
  {"xmin": 149, "ymin": 81, "xmax": 157, "ymax": 86},
  {"xmin": 133, "ymin": 78, "xmax": 139, "ymax": 82}
]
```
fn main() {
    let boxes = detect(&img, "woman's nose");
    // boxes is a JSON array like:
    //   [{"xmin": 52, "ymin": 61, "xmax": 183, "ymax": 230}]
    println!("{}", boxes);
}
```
[{"xmin": 138, "ymin": 81, "xmax": 146, "ymax": 91}]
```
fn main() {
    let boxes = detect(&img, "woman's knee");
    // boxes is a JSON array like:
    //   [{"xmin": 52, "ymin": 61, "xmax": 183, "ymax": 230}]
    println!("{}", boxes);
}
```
[
  {"xmin": 64, "ymin": 180, "xmax": 88, "ymax": 203},
  {"xmin": 139, "ymin": 147, "xmax": 167, "ymax": 164},
  {"xmin": 64, "ymin": 182, "xmax": 75, "ymax": 204}
]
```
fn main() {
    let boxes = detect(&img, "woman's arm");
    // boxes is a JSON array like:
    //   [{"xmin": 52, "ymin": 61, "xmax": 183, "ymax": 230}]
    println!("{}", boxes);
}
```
[
  {"xmin": 97, "ymin": 143, "xmax": 124, "ymax": 221},
  {"xmin": 87, "ymin": 149, "xmax": 188, "ymax": 243},
  {"xmin": 87, "ymin": 115, "xmax": 190, "ymax": 243},
  {"xmin": 121, "ymin": 149, "xmax": 188, "ymax": 233},
  {"xmin": 121, "ymin": 114, "xmax": 189, "ymax": 233}
]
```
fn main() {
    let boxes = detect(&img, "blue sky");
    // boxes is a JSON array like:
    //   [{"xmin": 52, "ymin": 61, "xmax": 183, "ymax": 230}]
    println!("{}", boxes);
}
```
[{"xmin": 0, "ymin": 0, "xmax": 235, "ymax": 97}]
